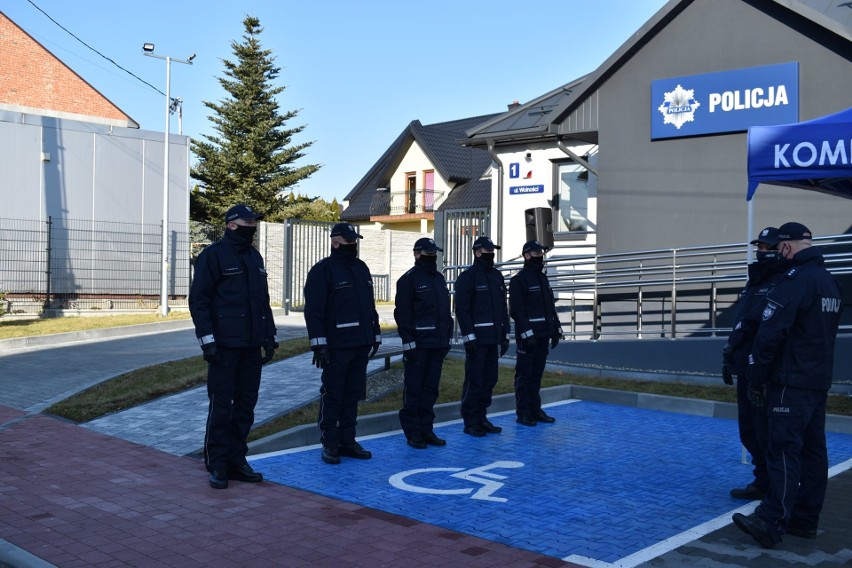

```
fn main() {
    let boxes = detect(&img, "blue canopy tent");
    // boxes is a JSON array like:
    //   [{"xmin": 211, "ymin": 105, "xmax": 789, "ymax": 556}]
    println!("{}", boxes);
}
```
[{"xmin": 745, "ymin": 107, "xmax": 852, "ymax": 254}]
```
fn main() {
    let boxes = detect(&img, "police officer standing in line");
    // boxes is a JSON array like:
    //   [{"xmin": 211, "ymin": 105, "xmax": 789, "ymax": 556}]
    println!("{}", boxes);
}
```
[
  {"xmin": 190, "ymin": 204, "xmax": 278, "ymax": 489},
  {"xmin": 304, "ymin": 222, "xmax": 382, "ymax": 465},
  {"xmin": 394, "ymin": 237, "xmax": 453, "ymax": 449},
  {"xmin": 454, "ymin": 236, "xmax": 510, "ymax": 437},
  {"xmin": 733, "ymin": 222, "xmax": 843, "ymax": 548},
  {"xmin": 723, "ymin": 227, "xmax": 786, "ymax": 500},
  {"xmin": 510, "ymin": 240, "xmax": 563, "ymax": 426}
]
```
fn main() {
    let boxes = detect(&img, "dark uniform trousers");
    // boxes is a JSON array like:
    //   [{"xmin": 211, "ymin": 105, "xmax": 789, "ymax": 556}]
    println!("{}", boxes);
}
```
[
  {"xmin": 728, "ymin": 263, "xmax": 782, "ymax": 492},
  {"xmin": 318, "ymin": 346, "xmax": 370, "ymax": 448},
  {"xmin": 399, "ymin": 348, "xmax": 445, "ymax": 437},
  {"xmin": 514, "ymin": 336, "xmax": 549, "ymax": 417},
  {"xmin": 736, "ymin": 375, "xmax": 769, "ymax": 489},
  {"xmin": 204, "ymin": 347, "xmax": 262, "ymax": 471},
  {"xmin": 461, "ymin": 343, "xmax": 499, "ymax": 427},
  {"xmin": 759, "ymin": 385, "xmax": 829, "ymax": 538}
]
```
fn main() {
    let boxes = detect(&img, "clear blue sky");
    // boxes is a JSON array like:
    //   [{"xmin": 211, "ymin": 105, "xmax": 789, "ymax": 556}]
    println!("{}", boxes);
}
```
[{"xmin": 4, "ymin": 0, "xmax": 669, "ymax": 203}]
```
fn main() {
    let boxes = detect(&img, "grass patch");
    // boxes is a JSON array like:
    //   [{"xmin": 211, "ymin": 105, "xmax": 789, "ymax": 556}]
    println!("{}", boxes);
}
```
[
  {"xmin": 46, "ymin": 337, "xmax": 310, "ymax": 422},
  {"xmin": 45, "ymin": 340, "xmax": 852, "ymax": 439},
  {"xmin": 247, "ymin": 359, "xmax": 852, "ymax": 442},
  {"xmin": 0, "ymin": 312, "xmax": 191, "ymax": 340}
]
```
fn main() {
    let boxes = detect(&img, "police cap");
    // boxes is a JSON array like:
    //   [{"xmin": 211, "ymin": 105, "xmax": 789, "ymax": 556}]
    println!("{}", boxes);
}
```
[
  {"xmin": 330, "ymin": 222, "xmax": 363, "ymax": 240},
  {"xmin": 776, "ymin": 222, "xmax": 813, "ymax": 241},
  {"xmin": 472, "ymin": 236, "xmax": 501, "ymax": 251},
  {"xmin": 225, "ymin": 204, "xmax": 264, "ymax": 223},
  {"xmin": 750, "ymin": 227, "xmax": 778, "ymax": 247},
  {"xmin": 413, "ymin": 237, "xmax": 442, "ymax": 253}
]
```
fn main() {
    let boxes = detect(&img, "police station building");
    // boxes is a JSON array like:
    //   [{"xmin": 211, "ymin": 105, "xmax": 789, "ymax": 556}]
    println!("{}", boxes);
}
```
[{"xmin": 464, "ymin": 0, "xmax": 852, "ymax": 258}]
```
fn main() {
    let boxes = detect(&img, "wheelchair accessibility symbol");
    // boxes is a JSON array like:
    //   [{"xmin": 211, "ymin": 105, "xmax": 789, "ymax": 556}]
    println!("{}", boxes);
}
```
[{"xmin": 388, "ymin": 461, "xmax": 524, "ymax": 503}]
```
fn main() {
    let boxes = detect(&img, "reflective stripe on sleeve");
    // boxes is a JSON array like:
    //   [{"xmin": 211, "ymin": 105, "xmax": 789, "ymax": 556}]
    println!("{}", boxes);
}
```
[
  {"xmin": 198, "ymin": 335, "xmax": 215, "ymax": 346},
  {"xmin": 336, "ymin": 322, "xmax": 360, "ymax": 328},
  {"xmin": 403, "ymin": 342, "xmax": 417, "ymax": 350},
  {"xmin": 311, "ymin": 337, "xmax": 327, "ymax": 346}
]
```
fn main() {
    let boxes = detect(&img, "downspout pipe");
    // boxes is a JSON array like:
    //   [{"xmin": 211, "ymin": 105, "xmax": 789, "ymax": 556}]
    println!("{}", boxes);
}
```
[
  {"xmin": 556, "ymin": 136, "xmax": 598, "ymax": 176},
  {"xmin": 486, "ymin": 139, "xmax": 504, "ymax": 260}
]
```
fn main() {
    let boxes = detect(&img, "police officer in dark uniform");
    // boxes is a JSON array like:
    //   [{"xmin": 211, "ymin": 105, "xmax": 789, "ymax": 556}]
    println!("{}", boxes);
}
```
[
  {"xmin": 190, "ymin": 204, "xmax": 278, "ymax": 489},
  {"xmin": 723, "ymin": 227, "xmax": 786, "ymax": 500},
  {"xmin": 454, "ymin": 236, "xmax": 510, "ymax": 437},
  {"xmin": 304, "ymin": 222, "xmax": 381, "ymax": 465},
  {"xmin": 510, "ymin": 240, "xmax": 563, "ymax": 426},
  {"xmin": 394, "ymin": 237, "xmax": 453, "ymax": 449},
  {"xmin": 733, "ymin": 222, "xmax": 842, "ymax": 548}
]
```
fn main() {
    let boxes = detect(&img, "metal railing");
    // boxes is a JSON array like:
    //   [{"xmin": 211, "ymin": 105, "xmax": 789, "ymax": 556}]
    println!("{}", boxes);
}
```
[
  {"xmin": 369, "ymin": 188, "xmax": 444, "ymax": 216},
  {"xmin": 443, "ymin": 233, "xmax": 852, "ymax": 341}
]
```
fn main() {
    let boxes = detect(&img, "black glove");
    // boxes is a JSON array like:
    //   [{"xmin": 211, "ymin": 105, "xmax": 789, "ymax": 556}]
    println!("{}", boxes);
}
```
[
  {"xmin": 721, "ymin": 343, "xmax": 733, "ymax": 366},
  {"xmin": 748, "ymin": 383, "xmax": 767, "ymax": 407},
  {"xmin": 464, "ymin": 340, "xmax": 478, "ymax": 357},
  {"xmin": 500, "ymin": 337, "xmax": 510, "ymax": 357},
  {"xmin": 550, "ymin": 334, "xmax": 561, "ymax": 349},
  {"xmin": 722, "ymin": 364, "xmax": 734, "ymax": 385},
  {"xmin": 745, "ymin": 361, "xmax": 770, "ymax": 386},
  {"xmin": 201, "ymin": 343, "xmax": 219, "ymax": 364},
  {"xmin": 369, "ymin": 342, "xmax": 381, "ymax": 358},
  {"xmin": 312, "ymin": 346, "xmax": 330, "ymax": 369},
  {"xmin": 261, "ymin": 340, "xmax": 279, "ymax": 364},
  {"xmin": 522, "ymin": 335, "xmax": 538, "ymax": 350}
]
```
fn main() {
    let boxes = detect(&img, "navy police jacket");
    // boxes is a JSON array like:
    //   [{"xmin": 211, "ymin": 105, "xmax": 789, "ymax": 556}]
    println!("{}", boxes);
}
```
[
  {"xmin": 454, "ymin": 257, "xmax": 509, "ymax": 345},
  {"xmin": 394, "ymin": 260, "xmax": 453, "ymax": 350},
  {"xmin": 750, "ymin": 246, "xmax": 843, "ymax": 390},
  {"xmin": 725, "ymin": 260, "xmax": 785, "ymax": 375},
  {"xmin": 509, "ymin": 263, "xmax": 562, "ymax": 340},
  {"xmin": 303, "ymin": 248, "xmax": 381, "ymax": 350},
  {"xmin": 189, "ymin": 230, "xmax": 277, "ymax": 349}
]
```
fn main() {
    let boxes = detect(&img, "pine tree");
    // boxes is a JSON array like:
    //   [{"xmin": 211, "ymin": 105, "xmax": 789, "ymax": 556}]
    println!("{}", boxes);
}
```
[{"xmin": 190, "ymin": 16, "xmax": 320, "ymax": 224}]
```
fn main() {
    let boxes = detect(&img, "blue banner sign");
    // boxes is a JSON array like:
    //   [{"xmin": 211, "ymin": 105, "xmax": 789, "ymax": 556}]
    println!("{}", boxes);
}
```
[
  {"xmin": 509, "ymin": 184, "xmax": 544, "ymax": 195},
  {"xmin": 651, "ymin": 62, "xmax": 798, "ymax": 140}
]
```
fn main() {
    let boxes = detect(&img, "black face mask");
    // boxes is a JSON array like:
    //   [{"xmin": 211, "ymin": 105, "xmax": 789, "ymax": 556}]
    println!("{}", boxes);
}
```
[
  {"xmin": 756, "ymin": 250, "xmax": 781, "ymax": 264},
  {"xmin": 337, "ymin": 243, "xmax": 358, "ymax": 258},
  {"xmin": 526, "ymin": 256, "xmax": 544, "ymax": 271},
  {"xmin": 478, "ymin": 252, "xmax": 495, "ymax": 267},
  {"xmin": 418, "ymin": 255, "xmax": 438, "ymax": 270},
  {"xmin": 231, "ymin": 225, "xmax": 257, "ymax": 242}
]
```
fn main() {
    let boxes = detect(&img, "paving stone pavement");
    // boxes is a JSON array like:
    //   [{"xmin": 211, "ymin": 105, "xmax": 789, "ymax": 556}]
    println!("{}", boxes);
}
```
[
  {"xmin": 2, "ymin": 307, "xmax": 851, "ymax": 568},
  {"xmin": 81, "ymin": 340, "xmax": 402, "ymax": 456}
]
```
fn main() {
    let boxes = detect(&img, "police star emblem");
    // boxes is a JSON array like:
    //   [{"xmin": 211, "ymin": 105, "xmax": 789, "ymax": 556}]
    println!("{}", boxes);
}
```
[{"xmin": 658, "ymin": 84, "xmax": 700, "ymax": 129}]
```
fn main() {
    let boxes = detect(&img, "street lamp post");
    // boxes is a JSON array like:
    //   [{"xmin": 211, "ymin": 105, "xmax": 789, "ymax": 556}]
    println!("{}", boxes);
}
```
[{"xmin": 143, "ymin": 43, "xmax": 194, "ymax": 316}]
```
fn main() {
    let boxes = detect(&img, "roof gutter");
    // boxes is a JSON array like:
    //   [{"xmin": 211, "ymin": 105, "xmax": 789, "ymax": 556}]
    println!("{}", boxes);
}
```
[
  {"xmin": 557, "ymin": 136, "xmax": 598, "ymax": 177},
  {"xmin": 486, "ymin": 139, "xmax": 504, "ymax": 259}
]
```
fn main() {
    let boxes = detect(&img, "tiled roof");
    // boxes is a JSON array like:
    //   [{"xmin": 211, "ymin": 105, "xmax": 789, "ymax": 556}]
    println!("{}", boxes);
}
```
[
  {"xmin": 437, "ymin": 177, "xmax": 491, "ymax": 211},
  {"xmin": 341, "ymin": 113, "xmax": 499, "ymax": 221}
]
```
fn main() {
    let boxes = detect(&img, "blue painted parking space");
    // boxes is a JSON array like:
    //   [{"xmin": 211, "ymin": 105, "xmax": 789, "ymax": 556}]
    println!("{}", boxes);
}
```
[{"xmin": 252, "ymin": 400, "xmax": 852, "ymax": 565}]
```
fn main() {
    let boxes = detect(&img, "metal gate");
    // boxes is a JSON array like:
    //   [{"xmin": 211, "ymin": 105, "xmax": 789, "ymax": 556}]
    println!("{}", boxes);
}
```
[
  {"xmin": 440, "ymin": 208, "xmax": 490, "ymax": 278},
  {"xmin": 282, "ymin": 219, "xmax": 337, "ymax": 313}
]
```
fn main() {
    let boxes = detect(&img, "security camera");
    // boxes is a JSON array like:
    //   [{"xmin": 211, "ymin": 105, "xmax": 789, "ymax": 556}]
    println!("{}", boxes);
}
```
[
  {"xmin": 524, "ymin": 151, "xmax": 532, "ymax": 160},
  {"xmin": 187, "ymin": 53, "xmax": 196, "ymax": 63}
]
